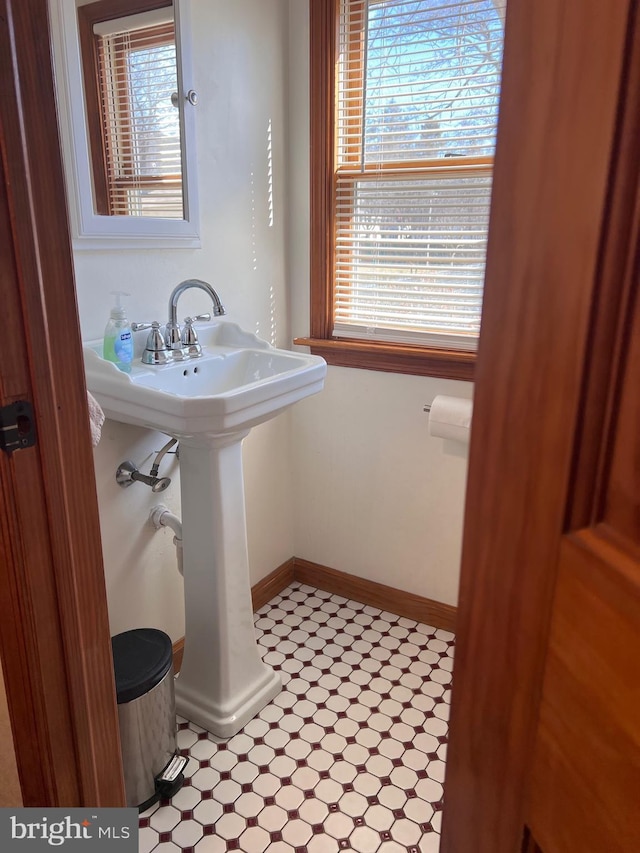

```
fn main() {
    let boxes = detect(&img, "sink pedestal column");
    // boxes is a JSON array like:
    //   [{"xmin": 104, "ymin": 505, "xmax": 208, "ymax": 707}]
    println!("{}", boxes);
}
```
[{"xmin": 174, "ymin": 433, "xmax": 281, "ymax": 738}]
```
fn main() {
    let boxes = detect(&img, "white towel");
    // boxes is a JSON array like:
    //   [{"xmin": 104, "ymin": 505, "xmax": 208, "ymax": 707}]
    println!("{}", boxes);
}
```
[{"xmin": 87, "ymin": 391, "xmax": 105, "ymax": 447}]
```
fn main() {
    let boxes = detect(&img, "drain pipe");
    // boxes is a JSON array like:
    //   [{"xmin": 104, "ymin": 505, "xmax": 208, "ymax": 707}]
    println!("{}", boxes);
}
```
[{"xmin": 150, "ymin": 505, "xmax": 183, "ymax": 576}]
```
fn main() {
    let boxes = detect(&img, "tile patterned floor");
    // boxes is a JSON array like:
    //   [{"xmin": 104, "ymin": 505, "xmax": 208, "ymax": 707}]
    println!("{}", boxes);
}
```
[{"xmin": 139, "ymin": 583, "xmax": 453, "ymax": 853}]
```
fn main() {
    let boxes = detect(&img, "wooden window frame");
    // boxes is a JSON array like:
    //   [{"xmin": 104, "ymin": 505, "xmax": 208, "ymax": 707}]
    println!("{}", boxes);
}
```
[
  {"xmin": 78, "ymin": 0, "xmax": 176, "ymax": 216},
  {"xmin": 296, "ymin": 0, "xmax": 485, "ymax": 381}
]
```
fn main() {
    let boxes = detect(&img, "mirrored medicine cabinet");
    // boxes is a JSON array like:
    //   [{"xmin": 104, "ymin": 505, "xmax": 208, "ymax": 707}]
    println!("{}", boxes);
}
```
[{"xmin": 49, "ymin": 0, "xmax": 200, "ymax": 248}]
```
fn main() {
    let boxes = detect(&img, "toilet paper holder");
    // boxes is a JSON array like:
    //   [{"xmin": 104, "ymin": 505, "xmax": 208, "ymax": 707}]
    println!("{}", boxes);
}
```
[{"xmin": 424, "ymin": 396, "xmax": 474, "ymax": 446}]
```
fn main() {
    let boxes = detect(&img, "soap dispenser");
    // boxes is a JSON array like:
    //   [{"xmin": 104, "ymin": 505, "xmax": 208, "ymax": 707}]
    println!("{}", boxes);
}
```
[{"xmin": 103, "ymin": 291, "xmax": 134, "ymax": 373}]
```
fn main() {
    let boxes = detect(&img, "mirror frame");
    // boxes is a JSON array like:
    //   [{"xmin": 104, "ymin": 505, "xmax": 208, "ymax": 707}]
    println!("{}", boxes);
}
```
[{"xmin": 49, "ymin": 0, "xmax": 200, "ymax": 249}]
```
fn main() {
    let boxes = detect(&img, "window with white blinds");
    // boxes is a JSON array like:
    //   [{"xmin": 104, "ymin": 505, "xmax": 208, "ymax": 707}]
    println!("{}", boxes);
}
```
[
  {"xmin": 333, "ymin": 0, "xmax": 505, "ymax": 350},
  {"xmin": 93, "ymin": 9, "xmax": 183, "ymax": 218}
]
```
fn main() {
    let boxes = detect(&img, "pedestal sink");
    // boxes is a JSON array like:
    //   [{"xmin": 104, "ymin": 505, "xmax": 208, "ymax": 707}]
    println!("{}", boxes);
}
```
[{"xmin": 84, "ymin": 322, "xmax": 326, "ymax": 737}]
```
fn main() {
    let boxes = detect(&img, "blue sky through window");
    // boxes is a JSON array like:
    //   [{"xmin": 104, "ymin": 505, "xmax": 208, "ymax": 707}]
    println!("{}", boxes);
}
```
[{"xmin": 364, "ymin": 0, "xmax": 504, "ymax": 162}]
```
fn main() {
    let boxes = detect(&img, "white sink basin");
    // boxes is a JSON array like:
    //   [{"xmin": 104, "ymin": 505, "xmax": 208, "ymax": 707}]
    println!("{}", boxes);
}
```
[{"xmin": 83, "ymin": 321, "xmax": 326, "ymax": 437}]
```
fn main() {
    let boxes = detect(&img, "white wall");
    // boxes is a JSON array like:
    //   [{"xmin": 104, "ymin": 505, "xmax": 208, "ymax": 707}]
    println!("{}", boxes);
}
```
[
  {"xmin": 65, "ymin": 0, "xmax": 295, "ymax": 640},
  {"xmin": 287, "ymin": 1, "xmax": 470, "ymax": 607}
]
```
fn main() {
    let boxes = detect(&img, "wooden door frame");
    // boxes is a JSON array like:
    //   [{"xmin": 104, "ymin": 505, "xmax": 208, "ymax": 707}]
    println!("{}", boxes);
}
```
[
  {"xmin": 441, "ymin": 0, "xmax": 635, "ymax": 850},
  {"xmin": 0, "ymin": 0, "xmax": 124, "ymax": 806},
  {"xmin": 1, "ymin": 0, "xmax": 633, "ymax": 831}
]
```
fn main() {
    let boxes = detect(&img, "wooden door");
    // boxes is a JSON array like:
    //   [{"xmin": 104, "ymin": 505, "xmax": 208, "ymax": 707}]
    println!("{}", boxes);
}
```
[
  {"xmin": 0, "ymin": 0, "xmax": 125, "ymax": 805},
  {"xmin": 441, "ymin": 0, "xmax": 640, "ymax": 851},
  {"xmin": 527, "ymin": 96, "xmax": 640, "ymax": 847}
]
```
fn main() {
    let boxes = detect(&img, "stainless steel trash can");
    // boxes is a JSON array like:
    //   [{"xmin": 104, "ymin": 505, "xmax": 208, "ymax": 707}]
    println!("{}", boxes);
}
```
[{"xmin": 111, "ymin": 628, "xmax": 187, "ymax": 810}]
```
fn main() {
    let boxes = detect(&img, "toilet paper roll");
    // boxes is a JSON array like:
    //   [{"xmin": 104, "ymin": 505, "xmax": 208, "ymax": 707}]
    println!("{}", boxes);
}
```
[{"xmin": 428, "ymin": 395, "xmax": 473, "ymax": 445}]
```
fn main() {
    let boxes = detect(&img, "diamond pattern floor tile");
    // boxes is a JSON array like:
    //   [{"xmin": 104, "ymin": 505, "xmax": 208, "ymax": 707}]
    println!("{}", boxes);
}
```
[{"xmin": 140, "ymin": 583, "xmax": 453, "ymax": 852}]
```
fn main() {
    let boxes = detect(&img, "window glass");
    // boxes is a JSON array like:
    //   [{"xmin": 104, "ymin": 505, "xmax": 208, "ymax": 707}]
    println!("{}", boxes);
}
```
[
  {"xmin": 361, "ymin": 0, "xmax": 504, "ymax": 162},
  {"xmin": 329, "ymin": 0, "xmax": 505, "ymax": 351},
  {"xmin": 95, "ymin": 18, "xmax": 183, "ymax": 217}
]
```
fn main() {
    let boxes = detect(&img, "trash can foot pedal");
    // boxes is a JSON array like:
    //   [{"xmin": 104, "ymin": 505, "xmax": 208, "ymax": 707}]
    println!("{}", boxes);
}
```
[
  {"xmin": 137, "ymin": 753, "xmax": 188, "ymax": 812},
  {"xmin": 160, "ymin": 753, "xmax": 188, "ymax": 783}
]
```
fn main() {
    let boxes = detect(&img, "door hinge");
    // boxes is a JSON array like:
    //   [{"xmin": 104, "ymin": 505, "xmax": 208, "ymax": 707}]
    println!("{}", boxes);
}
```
[{"xmin": 0, "ymin": 400, "xmax": 36, "ymax": 455}]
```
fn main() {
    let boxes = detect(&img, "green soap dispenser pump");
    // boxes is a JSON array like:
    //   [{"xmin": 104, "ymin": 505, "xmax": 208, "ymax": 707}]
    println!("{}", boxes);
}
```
[{"xmin": 103, "ymin": 291, "xmax": 134, "ymax": 373}]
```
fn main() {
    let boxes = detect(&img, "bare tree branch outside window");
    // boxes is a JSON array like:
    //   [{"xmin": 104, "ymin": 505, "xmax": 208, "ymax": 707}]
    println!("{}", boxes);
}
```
[{"xmin": 364, "ymin": 0, "xmax": 504, "ymax": 162}]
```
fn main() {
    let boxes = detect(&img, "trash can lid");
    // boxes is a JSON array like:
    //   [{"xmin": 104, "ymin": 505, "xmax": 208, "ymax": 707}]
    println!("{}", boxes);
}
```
[{"xmin": 111, "ymin": 628, "xmax": 173, "ymax": 704}]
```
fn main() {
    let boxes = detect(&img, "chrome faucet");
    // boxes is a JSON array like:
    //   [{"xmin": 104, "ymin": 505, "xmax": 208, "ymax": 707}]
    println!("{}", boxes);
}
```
[
  {"xmin": 166, "ymin": 279, "xmax": 225, "ymax": 351},
  {"xmin": 132, "ymin": 280, "xmax": 226, "ymax": 365}
]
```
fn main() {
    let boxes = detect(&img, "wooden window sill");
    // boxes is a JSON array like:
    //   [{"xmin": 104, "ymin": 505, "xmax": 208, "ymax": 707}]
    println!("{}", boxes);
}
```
[{"xmin": 293, "ymin": 337, "xmax": 475, "ymax": 381}]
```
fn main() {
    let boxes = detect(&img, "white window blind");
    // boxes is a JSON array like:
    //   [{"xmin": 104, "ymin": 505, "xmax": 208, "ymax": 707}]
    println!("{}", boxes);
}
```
[
  {"xmin": 95, "ymin": 13, "xmax": 183, "ymax": 218},
  {"xmin": 334, "ymin": 0, "xmax": 505, "ymax": 350}
]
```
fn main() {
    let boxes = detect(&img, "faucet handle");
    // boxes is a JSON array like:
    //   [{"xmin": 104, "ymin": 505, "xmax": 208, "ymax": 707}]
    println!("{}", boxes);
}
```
[
  {"xmin": 182, "ymin": 317, "xmax": 197, "ymax": 344},
  {"xmin": 146, "ymin": 322, "xmax": 167, "ymax": 351},
  {"xmin": 131, "ymin": 322, "xmax": 153, "ymax": 332},
  {"xmin": 141, "ymin": 322, "xmax": 172, "ymax": 365},
  {"xmin": 181, "ymin": 317, "xmax": 202, "ymax": 356},
  {"xmin": 180, "ymin": 313, "xmax": 210, "ymax": 340}
]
